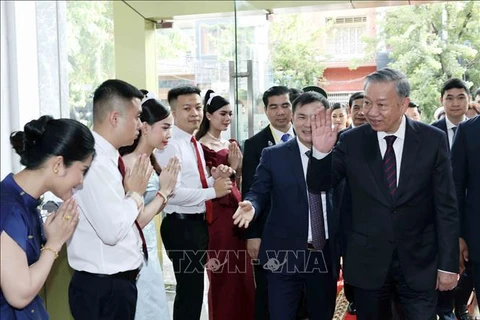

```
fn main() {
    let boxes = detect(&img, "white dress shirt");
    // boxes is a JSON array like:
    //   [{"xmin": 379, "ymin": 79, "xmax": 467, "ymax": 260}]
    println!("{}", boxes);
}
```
[
  {"xmin": 270, "ymin": 124, "xmax": 295, "ymax": 144},
  {"xmin": 67, "ymin": 131, "xmax": 143, "ymax": 274},
  {"xmin": 155, "ymin": 125, "xmax": 216, "ymax": 214},
  {"xmin": 445, "ymin": 116, "xmax": 465, "ymax": 149},
  {"xmin": 377, "ymin": 115, "xmax": 407, "ymax": 185},
  {"xmin": 297, "ymin": 140, "xmax": 329, "ymax": 241}
]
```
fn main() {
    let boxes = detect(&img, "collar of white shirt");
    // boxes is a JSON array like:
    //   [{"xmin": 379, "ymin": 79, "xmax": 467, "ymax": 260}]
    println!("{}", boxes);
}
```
[
  {"xmin": 377, "ymin": 114, "xmax": 407, "ymax": 144},
  {"xmin": 92, "ymin": 131, "xmax": 120, "ymax": 165},
  {"xmin": 172, "ymin": 125, "xmax": 194, "ymax": 141},
  {"xmin": 297, "ymin": 138, "xmax": 310, "ymax": 156},
  {"xmin": 270, "ymin": 124, "xmax": 295, "ymax": 143},
  {"xmin": 445, "ymin": 115, "xmax": 465, "ymax": 130}
]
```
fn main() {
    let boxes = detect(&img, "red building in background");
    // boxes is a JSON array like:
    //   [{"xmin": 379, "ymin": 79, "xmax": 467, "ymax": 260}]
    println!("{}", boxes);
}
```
[{"xmin": 317, "ymin": 8, "xmax": 379, "ymax": 104}]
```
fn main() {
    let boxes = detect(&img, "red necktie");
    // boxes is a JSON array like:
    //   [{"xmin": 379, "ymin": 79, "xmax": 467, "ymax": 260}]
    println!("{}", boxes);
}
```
[
  {"xmin": 118, "ymin": 156, "xmax": 149, "ymax": 261},
  {"xmin": 190, "ymin": 136, "xmax": 213, "ymax": 224}
]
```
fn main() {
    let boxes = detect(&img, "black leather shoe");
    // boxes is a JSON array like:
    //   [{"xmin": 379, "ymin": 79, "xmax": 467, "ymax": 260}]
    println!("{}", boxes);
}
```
[
  {"xmin": 456, "ymin": 314, "xmax": 471, "ymax": 320},
  {"xmin": 455, "ymin": 304, "xmax": 471, "ymax": 320},
  {"xmin": 347, "ymin": 302, "xmax": 356, "ymax": 315}
]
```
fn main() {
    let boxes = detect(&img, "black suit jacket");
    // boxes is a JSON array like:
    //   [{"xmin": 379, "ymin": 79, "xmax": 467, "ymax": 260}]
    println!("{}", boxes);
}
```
[
  {"xmin": 245, "ymin": 139, "xmax": 341, "ymax": 277},
  {"xmin": 307, "ymin": 116, "xmax": 459, "ymax": 291},
  {"xmin": 431, "ymin": 118, "xmax": 451, "ymax": 148},
  {"xmin": 242, "ymin": 125, "xmax": 277, "ymax": 239},
  {"xmin": 451, "ymin": 116, "xmax": 480, "ymax": 262}
]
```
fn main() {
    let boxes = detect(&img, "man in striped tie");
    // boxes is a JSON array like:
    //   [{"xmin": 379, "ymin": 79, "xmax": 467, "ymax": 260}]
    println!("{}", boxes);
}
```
[
  {"xmin": 306, "ymin": 68, "xmax": 460, "ymax": 320},
  {"xmin": 233, "ymin": 91, "xmax": 340, "ymax": 320}
]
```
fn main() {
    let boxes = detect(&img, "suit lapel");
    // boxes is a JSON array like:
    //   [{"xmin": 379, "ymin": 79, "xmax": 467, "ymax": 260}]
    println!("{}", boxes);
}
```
[
  {"xmin": 364, "ymin": 127, "xmax": 391, "ymax": 205},
  {"xmin": 438, "ymin": 119, "xmax": 449, "ymax": 149},
  {"xmin": 286, "ymin": 139, "xmax": 307, "ymax": 197},
  {"xmin": 395, "ymin": 119, "xmax": 421, "ymax": 204},
  {"xmin": 260, "ymin": 125, "xmax": 276, "ymax": 147}
]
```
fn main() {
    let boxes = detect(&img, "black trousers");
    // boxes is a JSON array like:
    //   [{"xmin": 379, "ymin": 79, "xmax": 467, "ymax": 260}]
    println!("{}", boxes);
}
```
[
  {"xmin": 344, "ymin": 282, "xmax": 355, "ymax": 303},
  {"xmin": 266, "ymin": 245, "xmax": 336, "ymax": 320},
  {"xmin": 252, "ymin": 256, "xmax": 309, "ymax": 320},
  {"xmin": 253, "ymin": 263, "xmax": 270, "ymax": 320},
  {"xmin": 354, "ymin": 251, "xmax": 436, "ymax": 320},
  {"xmin": 68, "ymin": 270, "xmax": 137, "ymax": 320},
  {"xmin": 161, "ymin": 216, "xmax": 209, "ymax": 320}
]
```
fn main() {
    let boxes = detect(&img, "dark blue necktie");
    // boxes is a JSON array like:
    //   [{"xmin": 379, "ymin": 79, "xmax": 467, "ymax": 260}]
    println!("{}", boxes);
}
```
[
  {"xmin": 383, "ymin": 135, "xmax": 397, "ymax": 197},
  {"xmin": 281, "ymin": 133, "xmax": 290, "ymax": 142}
]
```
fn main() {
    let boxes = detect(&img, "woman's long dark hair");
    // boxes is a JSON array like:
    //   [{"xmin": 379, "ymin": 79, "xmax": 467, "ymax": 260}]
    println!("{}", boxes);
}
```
[
  {"xmin": 10, "ymin": 115, "xmax": 95, "ymax": 169},
  {"xmin": 195, "ymin": 89, "xmax": 230, "ymax": 140},
  {"xmin": 119, "ymin": 90, "xmax": 171, "ymax": 174}
]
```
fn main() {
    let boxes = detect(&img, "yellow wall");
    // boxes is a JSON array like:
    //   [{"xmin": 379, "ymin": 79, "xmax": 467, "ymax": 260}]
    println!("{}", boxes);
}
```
[
  {"xmin": 113, "ymin": 1, "xmax": 157, "ymax": 90},
  {"xmin": 42, "ymin": 248, "xmax": 74, "ymax": 319}
]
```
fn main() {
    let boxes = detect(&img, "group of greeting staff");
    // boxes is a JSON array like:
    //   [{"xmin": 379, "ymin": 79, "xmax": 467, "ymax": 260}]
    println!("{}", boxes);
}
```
[{"xmin": 1, "ymin": 68, "xmax": 479, "ymax": 320}]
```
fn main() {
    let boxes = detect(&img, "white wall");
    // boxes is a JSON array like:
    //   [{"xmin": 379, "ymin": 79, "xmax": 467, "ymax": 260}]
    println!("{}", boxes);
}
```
[{"xmin": 1, "ymin": 1, "xmax": 68, "ymax": 178}]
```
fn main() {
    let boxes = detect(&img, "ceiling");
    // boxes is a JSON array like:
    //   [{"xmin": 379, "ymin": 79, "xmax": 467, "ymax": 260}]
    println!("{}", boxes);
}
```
[{"xmin": 123, "ymin": 0, "xmax": 443, "ymax": 21}]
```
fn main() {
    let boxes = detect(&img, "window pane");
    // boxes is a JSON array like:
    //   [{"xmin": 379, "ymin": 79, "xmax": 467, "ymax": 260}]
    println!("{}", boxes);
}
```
[{"xmin": 66, "ymin": 1, "xmax": 115, "ymax": 127}]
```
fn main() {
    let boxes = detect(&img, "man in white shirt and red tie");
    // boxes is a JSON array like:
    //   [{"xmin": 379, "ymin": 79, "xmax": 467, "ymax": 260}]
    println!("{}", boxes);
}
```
[
  {"xmin": 155, "ymin": 85, "xmax": 233, "ymax": 320},
  {"xmin": 67, "ymin": 79, "xmax": 154, "ymax": 320}
]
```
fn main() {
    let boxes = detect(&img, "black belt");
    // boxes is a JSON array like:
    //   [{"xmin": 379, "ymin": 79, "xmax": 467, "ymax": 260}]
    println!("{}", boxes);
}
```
[
  {"xmin": 78, "ymin": 269, "xmax": 140, "ymax": 281},
  {"xmin": 167, "ymin": 212, "xmax": 205, "ymax": 220}
]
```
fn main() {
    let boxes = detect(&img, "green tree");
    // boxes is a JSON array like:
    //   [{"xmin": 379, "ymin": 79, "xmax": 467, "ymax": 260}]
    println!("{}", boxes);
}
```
[
  {"xmin": 205, "ymin": 14, "xmax": 329, "ymax": 89},
  {"xmin": 269, "ymin": 14, "xmax": 328, "ymax": 89},
  {"xmin": 156, "ymin": 28, "xmax": 194, "ymax": 60},
  {"xmin": 66, "ymin": 1, "xmax": 115, "ymax": 126},
  {"xmin": 366, "ymin": 1, "xmax": 480, "ymax": 121}
]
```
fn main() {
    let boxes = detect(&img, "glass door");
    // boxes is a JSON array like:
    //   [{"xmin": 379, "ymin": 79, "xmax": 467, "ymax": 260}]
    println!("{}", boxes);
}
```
[{"xmin": 230, "ymin": 4, "xmax": 274, "ymax": 144}]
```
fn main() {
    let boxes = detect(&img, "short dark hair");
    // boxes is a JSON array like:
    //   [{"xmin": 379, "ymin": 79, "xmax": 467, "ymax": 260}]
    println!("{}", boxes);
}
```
[
  {"xmin": 292, "ymin": 91, "xmax": 329, "ymax": 114},
  {"xmin": 262, "ymin": 86, "xmax": 290, "ymax": 108},
  {"xmin": 440, "ymin": 78, "xmax": 469, "ymax": 98},
  {"xmin": 348, "ymin": 92, "xmax": 365, "ymax": 108},
  {"xmin": 365, "ymin": 68, "xmax": 410, "ymax": 98},
  {"xmin": 10, "ymin": 115, "xmax": 95, "ymax": 169},
  {"xmin": 288, "ymin": 88, "xmax": 303, "ymax": 103},
  {"xmin": 93, "ymin": 79, "xmax": 143, "ymax": 122},
  {"xmin": 408, "ymin": 101, "xmax": 421, "ymax": 114},
  {"xmin": 167, "ymin": 85, "xmax": 201, "ymax": 107},
  {"xmin": 474, "ymin": 87, "xmax": 480, "ymax": 98},
  {"xmin": 302, "ymin": 86, "xmax": 328, "ymax": 99}
]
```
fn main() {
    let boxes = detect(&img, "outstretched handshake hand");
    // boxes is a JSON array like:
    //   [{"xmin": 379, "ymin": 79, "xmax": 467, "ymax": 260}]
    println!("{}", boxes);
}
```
[{"xmin": 232, "ymin": 201, "xmax": 254, "ymax": 228}]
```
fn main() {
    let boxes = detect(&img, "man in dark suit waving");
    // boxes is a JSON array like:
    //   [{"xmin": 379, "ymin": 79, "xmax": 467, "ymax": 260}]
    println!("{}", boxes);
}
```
[
  {"xmin": 305, "ymin": 68, "xmax": 459, "ymax": 319},
  {"xmin": 234, "ymin": 92, "xmax": 340, "ymax": 320},
  {"xmin": 242, "ymin": 86, "xmax": 295, "ymax": 319},
  {"xmin": 451, "ymin": 115, "xmax": 480, "ymax": 307}
]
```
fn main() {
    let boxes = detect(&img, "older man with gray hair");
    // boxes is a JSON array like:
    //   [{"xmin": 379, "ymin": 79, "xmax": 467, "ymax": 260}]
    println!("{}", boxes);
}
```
[{"xmin": 305, "ymin": 68, "xmax": 459, "ymax": 320}]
